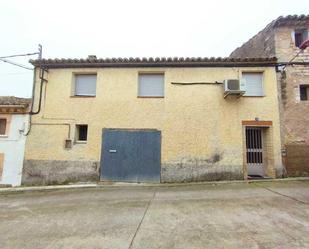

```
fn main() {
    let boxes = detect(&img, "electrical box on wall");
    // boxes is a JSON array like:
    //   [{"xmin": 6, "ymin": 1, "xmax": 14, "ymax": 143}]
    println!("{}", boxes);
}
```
[{"xmin": 64, "ymin": 139, "xmax": 72, "ymax": 149}]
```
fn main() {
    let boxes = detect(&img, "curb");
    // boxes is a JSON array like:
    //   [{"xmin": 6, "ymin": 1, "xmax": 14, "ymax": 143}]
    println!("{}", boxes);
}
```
[{"xmin": 0, "ymin": 177, "xmax": 308, "ymax": 194}]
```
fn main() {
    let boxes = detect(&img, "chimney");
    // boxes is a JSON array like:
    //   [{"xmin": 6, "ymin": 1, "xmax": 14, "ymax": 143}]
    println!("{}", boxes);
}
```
[{"xmin": 87, "ymin": 55, "xmax": 97, "ymax": 60}]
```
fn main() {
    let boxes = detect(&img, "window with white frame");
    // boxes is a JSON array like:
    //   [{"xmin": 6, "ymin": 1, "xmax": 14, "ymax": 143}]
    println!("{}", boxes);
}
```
[
  {"xmin": 242, "ymin": 72, "xmax": 264, "ymax": 96},
  {"xmin": 74, "ymin": 74, "xmax": 97, "ymax": 96},
  {"xmin": 138, "ymin": 73, "xmax": 164, "ymax": 97},
  {"xmin": 300, "ymin": 85, "xmax": 309, "ymax": 101}
]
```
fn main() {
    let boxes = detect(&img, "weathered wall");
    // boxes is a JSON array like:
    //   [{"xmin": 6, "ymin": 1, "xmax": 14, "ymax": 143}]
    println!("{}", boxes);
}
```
[
  {"xmin": 285, "ymin": 145, "xmax": 309, "ymax": 176},
  {"xmin": 280, "ymin": 66, "xmax": 309, "ymax": 145},
  {"xmin": 230, "ymin": 23, "xmax": 309, "ymax": 177},
  {"xmin": 275, "ymin": 26, "xmax": 309, "ymax": 145},
  {"xmin": 0, "ymin": 114, "xmax": 28, "ymax": 186},
  {"xmin": 275, "ymin": 25, "xmax": 309, "ymax": 62},
  {"xmin": 24, "ymin": 66, "xmax": 282, "ymax": 184},
  {"xmin": 230, "ymin": 27, "xmax": 276, "ymax": 58},
  {"xmin": 22, "ymin": 160, "xmax": 99, "ymax": 186}
]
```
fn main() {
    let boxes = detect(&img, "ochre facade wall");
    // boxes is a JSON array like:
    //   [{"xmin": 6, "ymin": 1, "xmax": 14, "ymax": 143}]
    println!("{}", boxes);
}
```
[{"xmin": 23, "ymin": 66, "xmax": 282, "ymax": 184}]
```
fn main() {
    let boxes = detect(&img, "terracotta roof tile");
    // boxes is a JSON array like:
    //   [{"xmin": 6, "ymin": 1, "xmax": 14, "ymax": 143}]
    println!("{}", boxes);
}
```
[
  {"xmin": 0, "ymin": 96, "xmax": 31, "ymax": 107},
  {"xmin": 272, "ymin": 14, "xmax": 309, "ymax": 27},
  {"xmin": 30, "ymin": 56, "xmax": 277, "ymax": 68}
]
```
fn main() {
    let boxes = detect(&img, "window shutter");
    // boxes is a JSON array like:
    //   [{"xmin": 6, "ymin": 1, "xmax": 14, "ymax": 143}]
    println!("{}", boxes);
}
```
[
  {"xmin": 138, "ymin": 74, "xmax": 164, "ymax": 97},
  {"xmin": 75, "ymin": 75, "xmax": 96, "ymax": 96},
  {"xmin": 243, "ymin": 73, "xmax": 263, "ymax": 96}
]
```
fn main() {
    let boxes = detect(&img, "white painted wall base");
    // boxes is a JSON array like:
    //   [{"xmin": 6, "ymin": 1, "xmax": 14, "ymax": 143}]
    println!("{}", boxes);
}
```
[{"xmin": 0, "ymin": 115, "xmax": 28, "ymax": 186}]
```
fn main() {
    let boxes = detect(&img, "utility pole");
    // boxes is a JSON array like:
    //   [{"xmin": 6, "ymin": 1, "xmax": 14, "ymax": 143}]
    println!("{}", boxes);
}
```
[
  {"xmin": 38, "ymin": 44, "xmax": 42, "ymax": 60},
  {"xmin": 0, "ymin": 45, "xmax": 42, "ymax": 70}
]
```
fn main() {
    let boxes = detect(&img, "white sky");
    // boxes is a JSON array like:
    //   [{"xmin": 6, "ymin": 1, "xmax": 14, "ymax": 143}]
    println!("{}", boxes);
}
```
[{"xmin": 0, "ymin": 0, "xmax": 308, "ymax": 97}]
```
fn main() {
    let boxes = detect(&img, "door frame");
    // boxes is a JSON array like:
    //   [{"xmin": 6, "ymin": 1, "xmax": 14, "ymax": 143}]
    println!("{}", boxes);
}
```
[
  {"xmin": 242, "ymin": 120, "xmax": 274, "ymax": 179},
  {"xmin": 245, "ymin": 126, "xmax": 265, "ymax": 176}
]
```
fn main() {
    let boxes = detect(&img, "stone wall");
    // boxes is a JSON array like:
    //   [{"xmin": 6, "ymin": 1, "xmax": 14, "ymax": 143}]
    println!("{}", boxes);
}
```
[
  {"xmin": 230, "ymin": 23, "xmax": 309, "ymax": 177},
  {"xmin": 285, "ymin": 145, "xmax": 309, "ymax": 176},
  {"xmin": 275, "ymin": 25, "xmax": 309, "ymax": 62},
  {"xmin": 280, "ymin": 66, "xmax": 309, "ymax": 145},
  {"xmin": 230, "ymin": 27, "xmax": 276, "ymax": 58}
]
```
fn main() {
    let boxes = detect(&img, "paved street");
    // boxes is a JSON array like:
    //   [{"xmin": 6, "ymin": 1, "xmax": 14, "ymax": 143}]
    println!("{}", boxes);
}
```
[{"xmin": 0, "ymin": 181, "xmax": 309, "ymax": 249}]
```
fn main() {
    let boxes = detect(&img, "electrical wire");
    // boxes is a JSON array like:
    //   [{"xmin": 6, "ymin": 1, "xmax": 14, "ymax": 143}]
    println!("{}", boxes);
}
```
[
  {"xmin": 0, "ymin": 72, "xmax": 32, "ymax": 76},
  {"xmin": 0, "ymin": 58, "xmax": 33, "ymax": 70},
  {"xmin": 0, "ymin": 52, "xmax": 38, "ymax": 59}
]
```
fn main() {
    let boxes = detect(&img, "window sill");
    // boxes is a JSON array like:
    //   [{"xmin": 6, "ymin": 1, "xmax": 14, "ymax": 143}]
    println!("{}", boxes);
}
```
[
  {"xmin": 137, "ymin": 96, "xmax": 164, "ymax": 98},
  {"xmin": 71, "ymin": 95, "xmax": 96, "ymax": 98},
  {"xmin": 75, "ymin": 140, "xmax": 87, "ymax": 144},
  {"xmin": 243, "ymin": 95, "xmax": 265, "ymax": 98}
]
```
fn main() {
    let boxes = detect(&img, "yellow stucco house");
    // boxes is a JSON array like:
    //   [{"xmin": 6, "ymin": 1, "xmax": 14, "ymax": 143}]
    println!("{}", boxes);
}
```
[{"xmin": 23, "ymin": 56, "xmax": 283, "ymax": 185}]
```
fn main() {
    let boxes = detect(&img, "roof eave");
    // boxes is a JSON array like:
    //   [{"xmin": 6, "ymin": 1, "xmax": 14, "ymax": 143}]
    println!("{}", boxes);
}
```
[{"xmin": 30, "ymin": 60, "xmax": 277, "ymax": 68}]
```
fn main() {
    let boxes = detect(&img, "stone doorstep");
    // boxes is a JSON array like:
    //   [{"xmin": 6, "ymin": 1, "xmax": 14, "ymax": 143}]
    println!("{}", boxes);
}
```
[{"xmin": 0, "ymin": 177, "xmax": 309, "ymax": 193}]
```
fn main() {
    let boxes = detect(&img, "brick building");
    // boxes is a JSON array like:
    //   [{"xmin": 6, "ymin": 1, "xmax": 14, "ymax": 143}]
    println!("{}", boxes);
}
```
[{"xmin": 231, "ymin": 15, "xmax": 309, "ymax": 176}]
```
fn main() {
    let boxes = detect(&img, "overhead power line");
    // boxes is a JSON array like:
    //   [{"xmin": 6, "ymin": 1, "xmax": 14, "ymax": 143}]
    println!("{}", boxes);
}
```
[
  {"xmin": 0, "ymin": 45, "xmax": 41, "ymax": 71},
  {"xmin": 0, "ymin": 58, "xmax": 33, "ymax": 70},
  {"xmin": 0, "ymin": 52, "xmax": 39, "ymax": 59},
  {"xmin": 0, "ymin": 72, "xmax": 32, "ymax": 76}
]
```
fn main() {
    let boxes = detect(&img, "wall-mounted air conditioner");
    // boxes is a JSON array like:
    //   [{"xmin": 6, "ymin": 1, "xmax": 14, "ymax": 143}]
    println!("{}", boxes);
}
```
[{"xmin": 223, "ymin": 79, "xmax": 245, "ymax": 98}]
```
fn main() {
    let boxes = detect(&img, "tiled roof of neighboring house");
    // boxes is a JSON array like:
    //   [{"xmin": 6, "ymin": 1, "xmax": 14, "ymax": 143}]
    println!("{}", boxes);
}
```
[
  {"xmin": 270, "ymin": 14, "xmax": 309, "ymax": 28},
  {"xmin": 0, "ymin": 96, "xmax": 31, "ymax": 107},
  {"xmin": 30, "ymin": 56, "xmax": 277, "ymax": 68},
  {"xmin": 230, "ymin": 15, "xmax": 309, "ymax": 57}
]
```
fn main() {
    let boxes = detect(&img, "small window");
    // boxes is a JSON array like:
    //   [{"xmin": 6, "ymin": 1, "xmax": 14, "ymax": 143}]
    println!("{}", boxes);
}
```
[
  {"xmin": 294, "ymin": 30, "xmax": 308, "ymax": 48},
  {"xmin": 138, "ymin": 74, "xmax": 164, "ymax": 97},
  {"xmin": 300, "ymin": 85, "xmax": 309, "ymax": 101},
  {"xmin": 74, "ymin": 74, "xmax": 97, "ymax": 96},
  {"xmin": 76, "ymin": 125, "xmax": 88, "ymax": 142},
  {"xmin": 0, "ymin": 119, "xmax": 6, "ymax": 135},
  {"xmin": 242, "ymin": 72, "xmax": 264, "ymax": 96}
]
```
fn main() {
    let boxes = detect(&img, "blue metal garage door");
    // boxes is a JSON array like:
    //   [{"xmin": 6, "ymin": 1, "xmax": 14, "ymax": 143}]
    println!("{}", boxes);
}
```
[{"xmin": 100, "ymin": 129, "xmax": 161, "ymax": 183}]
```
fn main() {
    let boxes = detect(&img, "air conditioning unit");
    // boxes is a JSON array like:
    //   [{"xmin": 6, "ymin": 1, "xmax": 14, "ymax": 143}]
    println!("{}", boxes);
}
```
[{"xmin": 223, "ymin": 79, "xmax": 245, "ymax": 98}]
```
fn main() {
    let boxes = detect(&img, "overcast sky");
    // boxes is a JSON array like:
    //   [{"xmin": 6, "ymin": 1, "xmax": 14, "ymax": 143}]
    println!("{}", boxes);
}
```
[{"xmin": 0, "ymin": 0, "xmax": 308, "ymax": 97}]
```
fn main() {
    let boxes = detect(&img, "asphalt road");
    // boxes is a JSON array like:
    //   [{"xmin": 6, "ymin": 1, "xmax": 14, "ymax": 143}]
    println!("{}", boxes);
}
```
[{"xmin": 0, "ymin": 181, "xmax": 308, "ymax": 249}]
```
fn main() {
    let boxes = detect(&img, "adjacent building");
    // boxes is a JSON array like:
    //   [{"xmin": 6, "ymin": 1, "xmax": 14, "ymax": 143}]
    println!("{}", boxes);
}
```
[
  {"xmin": 230, "ymin": 14, "xmax": 309, "ymax": 176},
  {"xmin": 0, "ymin": 96, "xmax": 30, "ymax": 186},
  {"xmin": 23, "ymin": 57, "xmax": 283, "ymax": 185}
]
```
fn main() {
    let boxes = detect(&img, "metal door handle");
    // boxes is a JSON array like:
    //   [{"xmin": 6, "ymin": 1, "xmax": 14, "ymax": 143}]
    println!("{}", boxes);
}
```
[{"xmin": 109, "ymin": 149, "xmax": 117, "ymax": 153}]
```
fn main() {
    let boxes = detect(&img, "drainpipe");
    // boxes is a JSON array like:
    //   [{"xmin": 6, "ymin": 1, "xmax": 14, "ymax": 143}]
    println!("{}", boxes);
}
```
[{"xmin": 24, "ymin": 66, "xmax": 47, "ymax": 136}]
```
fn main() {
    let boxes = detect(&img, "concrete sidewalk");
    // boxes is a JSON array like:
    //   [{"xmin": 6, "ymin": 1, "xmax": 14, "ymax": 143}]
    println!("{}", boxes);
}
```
[{"xmin": 0, "ymin": 177, "xmax": 308, "ymax": 193}]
